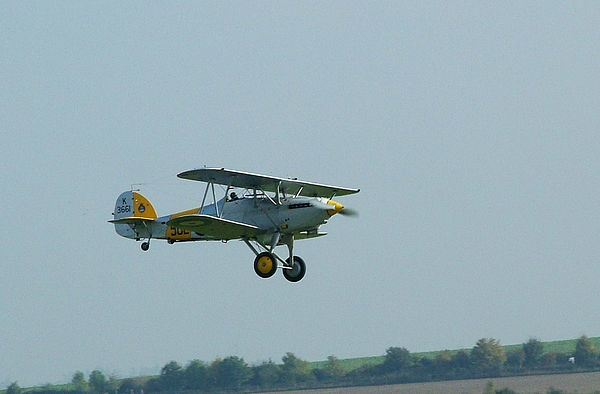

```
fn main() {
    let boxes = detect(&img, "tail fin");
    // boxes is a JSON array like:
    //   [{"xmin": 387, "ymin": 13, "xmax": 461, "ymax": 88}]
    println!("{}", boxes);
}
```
[
  {"xmin": 111, "ymin": 191, "xmax": 158, "ymax": 239},
  {"xmin": 113, "ymin": 191, "xmax": 157, "ymax": 220}
]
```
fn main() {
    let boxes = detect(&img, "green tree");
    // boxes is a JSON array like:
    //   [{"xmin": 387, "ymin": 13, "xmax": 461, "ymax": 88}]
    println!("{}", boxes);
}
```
[
  {"xmin": 433, "ymin": 351, "xmax": 453, "ymax": 375},
  {"xmin": 210, "ymin": 356, "xmax": 250, "ymax": 390},
  {"xmin": 522, "ymin": 338, "xmax": 544, "ymax": 369},
  {"xmin": 252, "ymin": 360, "xmax": 281, "ymax": 388},
  {"xmin": 119, "ymin": 378, "xmax": 142, "ymax": 393},
  {"xmin": 72, "ymin": 371, "xmax": 88, "ymax": 391},
  {"xmin": 72, "ymin": 371, "xmax": 87, "ymax": 388},
  {"xmin": 160, "ymin": 360, "xmax": 184, "ymax": 390},
  {"xmin": 451, "ymin": 350, "xmax": 471, "ymax": 371},
  {"xmin": 322, "ymin": 355, "xmax": 345, "ymax": 380},
  {"xmin": 383, "ymin": 347, "xmax": 412, "ymax": 372},
  {"xmin": 6, "ymin": 382, "xmax": 21, "ymax": 394},
  {"xmin": 184, "ymin": 359, "xmax": 208, "ymax": 390},
  {"xmin": 107, "ymin": 374, "xmax": 119, "ymax": 392},
  {"xmin": 574, "ymin": 335, "xmax": 599, "ymax": 367},
  {"xmin": 471, "ymin": 338, "xmax": 506, "ymax": 375},
  {"xmin": 540, "ymin": 351, "xmax": 557, "ymax": 369},
  {"xmin": 281, "ymin": 352, "xmax": 312, "ymax": 386},
  {"xmin": 506, "ymin": 349, "xmax": 525, "ymax": 371},
  {"xmin": 89, "ymin": 370, "xmax": 108, "ymax": 393},
  {"xmin": 143, "ymin": 377, "xmax": 162, "ymax": 393}
]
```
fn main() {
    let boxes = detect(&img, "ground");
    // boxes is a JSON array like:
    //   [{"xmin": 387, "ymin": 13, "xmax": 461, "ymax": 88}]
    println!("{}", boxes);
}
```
[{"xmin": 271, "ymin": 371, "xmax": 600, "ymax": 394}]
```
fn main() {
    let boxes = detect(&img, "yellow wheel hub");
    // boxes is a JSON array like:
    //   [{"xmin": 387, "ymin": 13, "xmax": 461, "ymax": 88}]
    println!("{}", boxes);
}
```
[{"xmin": 257, "ymin": 255, "xmax": 274, "ymax": 274}]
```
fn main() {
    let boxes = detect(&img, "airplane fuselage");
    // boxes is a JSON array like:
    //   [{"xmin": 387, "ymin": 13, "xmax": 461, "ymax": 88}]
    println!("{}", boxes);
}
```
[{"xmin": 114, "ymin": 195, "xmax": 334, "ymax": 244}]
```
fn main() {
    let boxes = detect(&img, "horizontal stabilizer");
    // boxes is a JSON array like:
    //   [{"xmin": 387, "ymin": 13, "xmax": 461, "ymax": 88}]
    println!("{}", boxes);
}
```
[
  {"xmin": 168, "ymin": 214, "xmax": 262, "ymax": 240},
  {"xmin": 108, "ymin": 216, "xmax": 155, "ymax": 225}
]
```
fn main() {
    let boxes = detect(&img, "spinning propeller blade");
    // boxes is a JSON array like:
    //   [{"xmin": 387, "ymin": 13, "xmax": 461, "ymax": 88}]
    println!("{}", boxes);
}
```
[
  {"xmin": 310, "ymin": 200, "xmax": 359, "ymax": 217},
  {"xmin": 338, "ymin": 207, "xmax": 359, "ymax": 217}
]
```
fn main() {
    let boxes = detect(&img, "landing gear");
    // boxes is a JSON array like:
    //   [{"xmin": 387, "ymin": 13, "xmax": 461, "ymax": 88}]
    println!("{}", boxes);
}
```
[
  {"xmin": 141, "ymin": 241, "xmax": 150, "ymax": 251},
  {"xmin": 253, "ymin": 252, "xmax": 278, "ymax": 278},
  {"xmin": 245, "ymin": 237, "xmax": 307, "ymax": 282},
  {"xmin": 283, "ymin": 256, "xmax": 306, "ymax": 282}
]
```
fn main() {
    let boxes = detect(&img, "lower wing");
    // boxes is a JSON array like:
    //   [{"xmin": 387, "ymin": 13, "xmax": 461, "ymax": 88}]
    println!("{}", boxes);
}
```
[{"xmin": 167, "ymin": 214, "xmax": 262, "ymax": 240}]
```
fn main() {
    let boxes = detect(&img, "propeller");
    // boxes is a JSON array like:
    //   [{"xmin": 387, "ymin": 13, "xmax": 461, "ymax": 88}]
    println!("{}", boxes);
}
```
[
  {"xmin": 338, "ymin": 206, "xmax": 359, "ymax": 217},
  {"xmin": 310, "ymin": 200, "xmax": 359, "ymax": 217}
]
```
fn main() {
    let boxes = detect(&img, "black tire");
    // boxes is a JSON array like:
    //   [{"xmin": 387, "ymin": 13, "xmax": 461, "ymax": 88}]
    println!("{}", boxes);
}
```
[
  {"xmin": 254, "ymin": 252, "xmax": 277, "ymax": 278},
  {"xmin": 141, "ymin": 242, "xmax": 150, "ymax": 251},
  {"xmin": 283, "ymin": 256, "xmax": 306, "ymax": 282}
]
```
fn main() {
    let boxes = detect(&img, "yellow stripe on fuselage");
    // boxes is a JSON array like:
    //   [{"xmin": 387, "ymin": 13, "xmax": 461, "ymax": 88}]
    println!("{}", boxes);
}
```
[{"xmin": 165, "ymin": 207, "xmax": 200, "ymax": 240}]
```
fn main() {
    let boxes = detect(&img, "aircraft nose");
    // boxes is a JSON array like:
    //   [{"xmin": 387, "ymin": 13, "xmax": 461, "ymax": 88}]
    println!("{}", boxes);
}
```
[{"xmin": 327, "ymin": 200, "xmax": 344, "ymax": 216}]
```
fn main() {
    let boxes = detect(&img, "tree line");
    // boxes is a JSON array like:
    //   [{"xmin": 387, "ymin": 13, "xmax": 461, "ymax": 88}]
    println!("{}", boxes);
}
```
[{"xmin": 5, "ymin": 335, "xmax": 600, "ymax": 394}]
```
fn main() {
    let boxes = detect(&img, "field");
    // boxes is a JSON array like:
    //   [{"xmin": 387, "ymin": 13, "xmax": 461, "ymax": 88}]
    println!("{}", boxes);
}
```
[
  {"xmin": 310, "ymin": 337, "xmax": 600, "ymax": 372},
  {"xmin": 274, "ymin": 371, "xmax": 600, "ymax": 394}
]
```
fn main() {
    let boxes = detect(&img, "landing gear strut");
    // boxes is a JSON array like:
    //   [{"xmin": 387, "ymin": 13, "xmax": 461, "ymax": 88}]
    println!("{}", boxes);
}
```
[
  {"xmin": 138, "ymin": 221, "xmax": 152, "ymax": 251},
  {"xmin": 281, "ymin": 236, "xmax": 306, "ymax": 282},
  {"xmin": 283, "ymin": 256, "xmax": 306, "ymax": 282}
]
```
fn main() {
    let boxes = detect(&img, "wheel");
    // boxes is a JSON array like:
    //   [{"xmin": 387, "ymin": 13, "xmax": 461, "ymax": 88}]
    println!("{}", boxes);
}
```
[
  {"xmin": 283, "ymin": 256, "xmax": 306, "ymax": 282},
  {"xmin": 141, "ymin": 242, "xmax": 150, "ymax": 251},
  {"xmin": 253, "ymin": 252, "xmax": 277, "ymax": 278}
]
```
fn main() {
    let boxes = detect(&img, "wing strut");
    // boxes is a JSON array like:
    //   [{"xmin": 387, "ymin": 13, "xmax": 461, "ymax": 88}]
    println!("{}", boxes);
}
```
[
  {"xmin": 275, "ymin": 181, "xmax": 282, "ymax": 204},
  {"xmin": 211, "ymin": 182, "xmax": 219, "ymax": 217},
  {"xmin": 200, "ymin": 181, "xmax": 210, "ymax": 212},
  {"xmin": 260, "ymin": 187, "xmax": 278, "ymax": 206},
  {"xmin": 220, "ymin": 178, "xmax": 234, "ymax": 218}
]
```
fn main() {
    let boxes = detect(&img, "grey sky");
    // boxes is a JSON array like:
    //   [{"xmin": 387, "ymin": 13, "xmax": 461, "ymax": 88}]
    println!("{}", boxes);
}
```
[{"xmin": 2, "ymin": 1, "xmax": 599, "ymax": 387}]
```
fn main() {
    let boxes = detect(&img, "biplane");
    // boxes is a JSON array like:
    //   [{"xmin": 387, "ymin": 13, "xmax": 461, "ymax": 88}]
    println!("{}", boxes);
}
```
[{"xmin": 110, "ymin": 168, "xmax": 359, "ymax": 282}]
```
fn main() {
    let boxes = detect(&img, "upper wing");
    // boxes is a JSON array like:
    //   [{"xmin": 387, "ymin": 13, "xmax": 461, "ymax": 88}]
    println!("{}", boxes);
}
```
[
  {"xmin": 167, "ymin": 214, "xmax": 262, "ymax": 240},
  {"xmin": 177, "ymin": 168, "xmax": 360, "ymax": 197}
]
